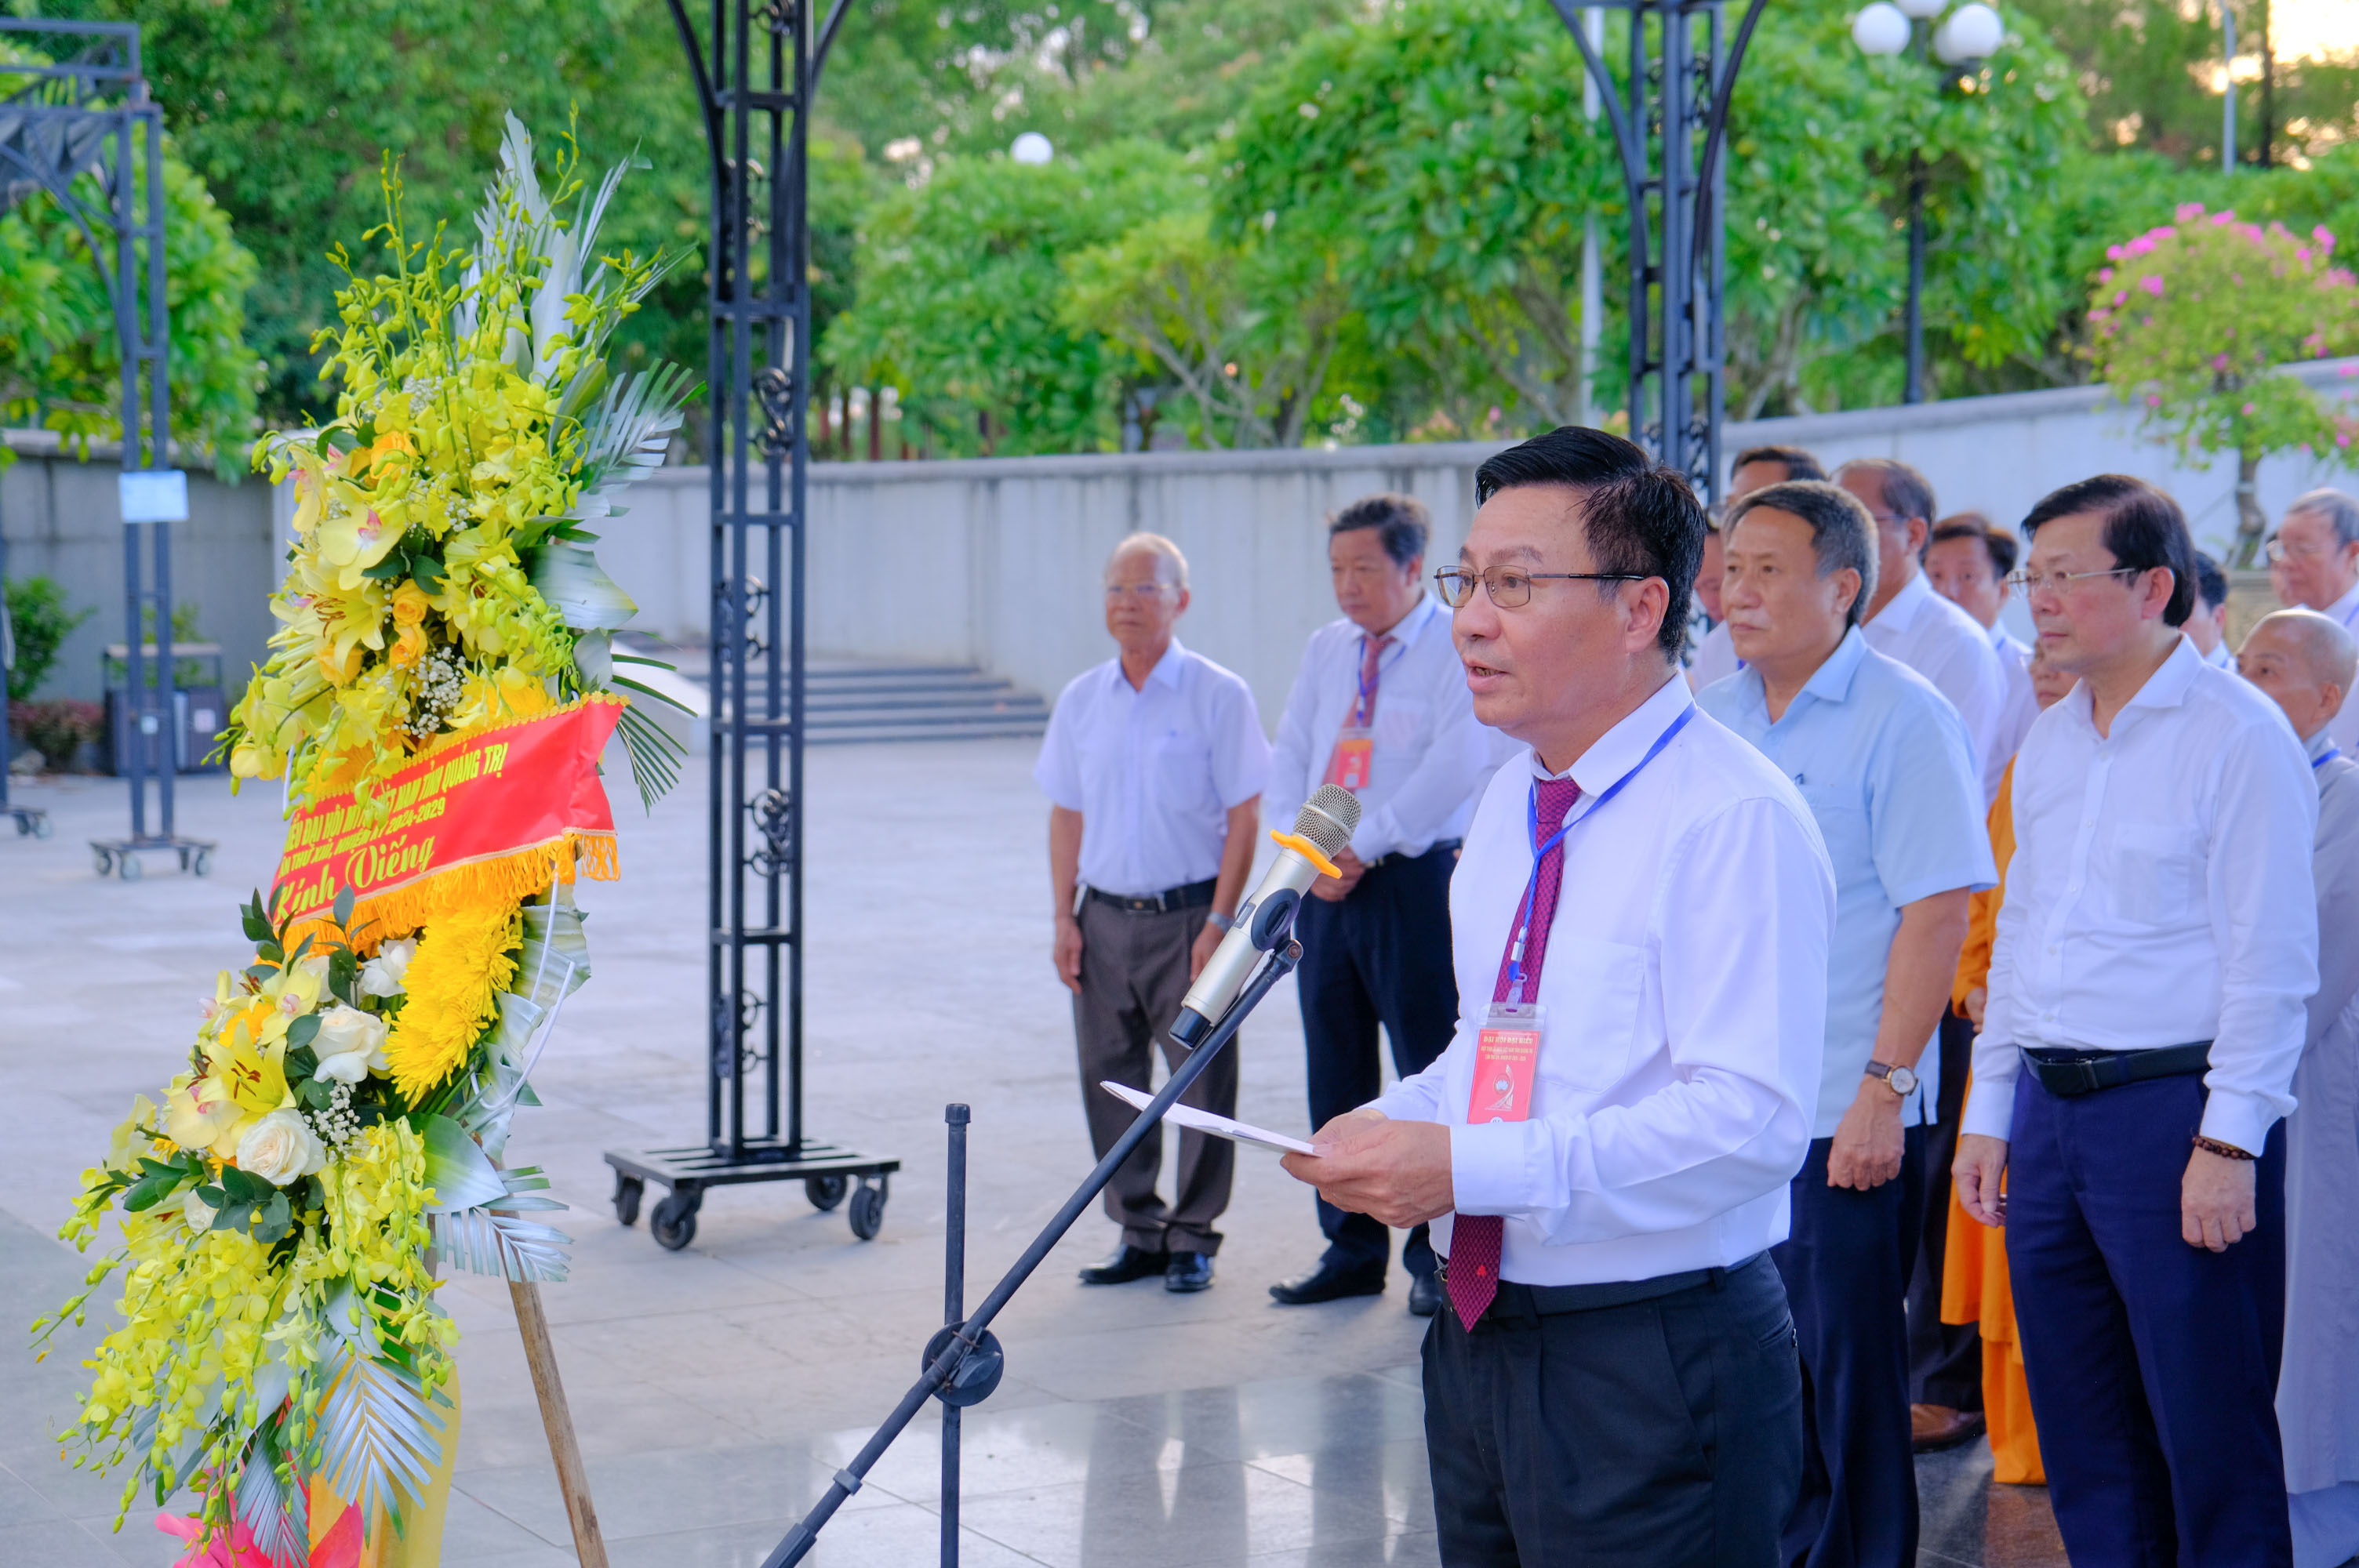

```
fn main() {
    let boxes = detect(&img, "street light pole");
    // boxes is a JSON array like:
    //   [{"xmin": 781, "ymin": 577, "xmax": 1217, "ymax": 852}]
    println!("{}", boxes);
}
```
[{"xmin": 1904, "ymin": 151, "xmax": 1927, "ymax": 403}]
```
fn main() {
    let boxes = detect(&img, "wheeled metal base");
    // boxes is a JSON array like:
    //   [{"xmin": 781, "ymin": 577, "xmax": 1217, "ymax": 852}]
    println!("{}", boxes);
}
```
[
  {"xmin": 88, "ymin": 834, "xmax": 215, "ymax": 880},
  {"xmin": 602, "ymin": 1142, "xmax": 900, "ymax": 1252},
  {"xmin": 9, "ymin": 807, "xmax": 51, "ymax": 839}
]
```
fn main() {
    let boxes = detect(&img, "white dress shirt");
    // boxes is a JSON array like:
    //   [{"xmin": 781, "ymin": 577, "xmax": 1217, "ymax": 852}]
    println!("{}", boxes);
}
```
[
  {"xmin": 1967, "ymin": 638, "xmax": 2320, "ymax": 1154},
  {"xmin": 2201, "ymin": 636, "xmax": 2237, "ymax": 671},
  {"xmin": 1686, "ymin": 620, "xmax": 1741, "ymax": 691},
  {"xmin": 1371, "ymin": 673, "xmax": 1837, "ymax": 1286},
  {"xmin": 1034, "ymin": 637, "xmax": 1270, "ymax": 898},
  {"xmin": 1267, "ymin": 595, "xmax": 1493, "ymax": 860},
  {"xmin": 1987, "ymin": 622, "xmax": 2041, "ymax": 773},
  {"xmin": 2325, "ymin": 582, "xmax": 2359, "ymax": 755},
  {"xmin": 1863, "ymin": 568, "xmax": 2010, "ymax": 804}
]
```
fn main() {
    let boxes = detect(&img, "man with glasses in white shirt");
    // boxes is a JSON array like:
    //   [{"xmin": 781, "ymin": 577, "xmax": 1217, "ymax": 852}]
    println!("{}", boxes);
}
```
[
  {"xmin": 2267, "ymin": 489, "xmax": 2359, "ymax": 755},
  {"xmin": 1956, "ymin": 475, "xmax": 2318, "ymax": 1566},
  {"xmin": 1703, "ymin": 480, "xmax": 1994, "ymax": 1568},
  {"xmin": 1267, "ymin": 494, "xmax": 1493, "ymax": 1317},
  {"xmin": 1837, "ymin": 459, "xmax": 2009, "ymax": 804},
  {"xmin": 1281, "ymin": 426, "xmax": 1834, "ymax": 1566},
  {"xmin": 1038, "ymin": 533, "xmax": 1270, "ymax": 1296}
]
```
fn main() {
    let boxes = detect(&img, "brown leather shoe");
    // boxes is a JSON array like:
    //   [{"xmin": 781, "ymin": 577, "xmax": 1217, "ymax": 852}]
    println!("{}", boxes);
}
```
[{"xmin": 1911, "ymin": 1403, "xmax": 1986, "ymax": 1452}]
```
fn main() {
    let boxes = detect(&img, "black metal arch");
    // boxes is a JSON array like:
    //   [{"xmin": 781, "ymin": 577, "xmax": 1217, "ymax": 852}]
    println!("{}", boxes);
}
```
[{"xmin": 0, "ymin": 18, "xmax": 197, "ymax": 868}]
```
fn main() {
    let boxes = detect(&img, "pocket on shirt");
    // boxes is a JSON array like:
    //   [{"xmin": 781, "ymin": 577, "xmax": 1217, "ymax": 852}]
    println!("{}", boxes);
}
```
[
  {"xmin": 1533, "ymin": 936, "xmax": 1647, "ymax": 1092},
  {"xmin": 1797, "ymin": 784, "xmax": 1871, "ymax": 883},
  {"xmin": 2109, "ymin": 821, "xmax": 2205, "ymax": 918}
]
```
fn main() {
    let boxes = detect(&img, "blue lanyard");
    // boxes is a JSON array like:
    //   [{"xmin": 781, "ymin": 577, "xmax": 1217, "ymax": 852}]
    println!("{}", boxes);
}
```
[
  {"xmin": 1505, "ymin": 702, "xmax": 1698, "ymax": 1001},
  {"xmin": 1350, "ymin": 635, "xmax": 1388, "ymax": 727},
  {"xmin": 2317, "ymin": 746, "xmax": 2343, "ymax": 770}
]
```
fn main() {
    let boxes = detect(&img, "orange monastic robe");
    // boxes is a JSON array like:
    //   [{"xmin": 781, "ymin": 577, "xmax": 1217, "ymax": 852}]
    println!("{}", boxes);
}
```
[{"xmin": 1941, "ymin": 759, "xmax": 2045, "ymax": 1486}]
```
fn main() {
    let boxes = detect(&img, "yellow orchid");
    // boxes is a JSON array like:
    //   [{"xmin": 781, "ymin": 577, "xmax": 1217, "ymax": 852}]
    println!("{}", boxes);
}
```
[
  {"xmin": 104, "ymin": 1095, "xmax": 159, "ymax": 1174},
  {"xmin": 165, "ymin": 1071, "xmax": 246, "ymax": 1157},
  {"xmin": 317, "ymin": 502, "xmax": 408, "ymax": 590}
]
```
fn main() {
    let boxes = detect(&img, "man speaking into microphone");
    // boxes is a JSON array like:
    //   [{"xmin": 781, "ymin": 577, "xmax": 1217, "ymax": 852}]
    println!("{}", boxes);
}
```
[{"xmin": 1283, "ymin": 426, "xmax": 1834, "ymax": 1566}]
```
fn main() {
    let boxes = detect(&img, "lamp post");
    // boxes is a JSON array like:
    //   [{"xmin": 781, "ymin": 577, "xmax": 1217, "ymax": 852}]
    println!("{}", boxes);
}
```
[{"xmin": 1851, "ymin": 0, "xmax": 2003, "ymax": 404}]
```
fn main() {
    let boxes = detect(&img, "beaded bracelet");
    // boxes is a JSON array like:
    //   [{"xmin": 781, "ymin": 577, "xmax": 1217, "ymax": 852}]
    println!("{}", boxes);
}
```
[{"xmin": 2192, "ymin": 1134, "xmax": 2256, "ymax": 1161}]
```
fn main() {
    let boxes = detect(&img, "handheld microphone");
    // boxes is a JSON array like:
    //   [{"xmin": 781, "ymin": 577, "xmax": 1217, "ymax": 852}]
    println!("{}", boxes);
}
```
[{"xmin": 1169, "ymin": 785, "xmax": 1361, "ymax": 1048}]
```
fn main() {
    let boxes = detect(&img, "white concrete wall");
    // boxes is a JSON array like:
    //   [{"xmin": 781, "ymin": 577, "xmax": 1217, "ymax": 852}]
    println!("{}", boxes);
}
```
[{"xmin": 598, "ymin": 358, "xmax": 2359, "ymax": 725}]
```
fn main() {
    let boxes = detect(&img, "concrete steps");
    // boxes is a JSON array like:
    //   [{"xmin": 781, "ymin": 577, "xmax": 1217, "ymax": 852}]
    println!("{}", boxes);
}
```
[{"xmin": 631, "ymin": 642, "xmax": 1052, "ymax": 746}]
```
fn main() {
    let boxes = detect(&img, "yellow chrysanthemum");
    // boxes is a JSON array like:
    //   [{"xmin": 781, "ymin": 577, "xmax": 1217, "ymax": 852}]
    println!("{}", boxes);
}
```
[{"xmin": 380, "ymin": 906, "xmax": 520, "ymax": 1098}]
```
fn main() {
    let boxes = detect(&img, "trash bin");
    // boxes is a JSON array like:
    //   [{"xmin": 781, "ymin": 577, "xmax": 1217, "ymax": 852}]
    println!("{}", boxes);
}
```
[{"xmin": 102, "ymin": 641, "xmax": 229, "ymax": 776}]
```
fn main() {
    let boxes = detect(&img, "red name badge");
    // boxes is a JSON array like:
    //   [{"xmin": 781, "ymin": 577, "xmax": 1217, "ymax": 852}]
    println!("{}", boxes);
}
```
[
  {"xmin": 1325, "ymin": 729, "xmax": 1374, "ymax": 791},
  {"xmin": 1467, "ymin": 1004, "xmax": 1543, "ymax": 1123}
]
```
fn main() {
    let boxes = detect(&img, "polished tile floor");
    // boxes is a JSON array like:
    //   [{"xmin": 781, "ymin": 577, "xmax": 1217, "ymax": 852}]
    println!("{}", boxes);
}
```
[{"xmin": 3, "ymin": 750, "xmax": 2065, "ymax": 1566}]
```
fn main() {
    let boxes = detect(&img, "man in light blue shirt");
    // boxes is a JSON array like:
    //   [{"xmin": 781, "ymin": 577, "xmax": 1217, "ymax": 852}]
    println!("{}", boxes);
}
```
[{"xmin": 1699, "ymin": 481, "xmax": 1994, "ymax": 1568}]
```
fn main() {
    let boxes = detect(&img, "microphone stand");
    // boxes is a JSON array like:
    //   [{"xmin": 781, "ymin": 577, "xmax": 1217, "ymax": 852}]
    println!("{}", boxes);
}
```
[{"xmin": 763, "ymin": 938, "xmax": 1305, "ymax": 1568}]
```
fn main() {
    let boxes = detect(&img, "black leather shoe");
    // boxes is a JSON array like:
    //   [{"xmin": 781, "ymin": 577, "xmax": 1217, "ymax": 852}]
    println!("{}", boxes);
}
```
[
  {"xmin": 1406, "ymin": 1271, "xmax": 1445, "ymax": 1318},
  {"xmin": 1268, "ymin": 1258, "xmax": 1387, "ymax": 1306},
  {"xmin": 1078, "ymin": 1244, "xmax": 1169, "ymax": 1285},
  {"xmin": 1165, "ymin": 1251, "xmax": 1215, "ymax": 1293}
]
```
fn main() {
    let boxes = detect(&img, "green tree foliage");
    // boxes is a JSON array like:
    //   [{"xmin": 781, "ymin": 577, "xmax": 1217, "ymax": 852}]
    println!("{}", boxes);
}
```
[
  {"xmin": 2087, "ymin": 204, "xmax": 2359, "ymax": 563},
  {"xmin": 823, "ymin": 141, "xmax": 1198, "ymax": 453},
  {"xmin": 0, "ymin": 44, "xmax": 260, "ymax": 468},
  {"xmin": 3, "ymin": 575, "xmax": 96, "ymax": 701}
]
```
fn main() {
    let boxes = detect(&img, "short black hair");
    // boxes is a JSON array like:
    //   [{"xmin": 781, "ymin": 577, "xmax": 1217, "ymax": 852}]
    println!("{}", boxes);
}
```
[
  {"xmin": 1932, "ymin": 511, "xmax": 2017, "ymax": 577},
  {"xmin": 2020, "ymin": 474, "xmax": 2197, "ymax": 628},
  {"xmin": 1836, "ymin": 457, "xmax": 1938, "ymax": 530},
  {"xmin": 1474, "ymin": 426, "xmax": 1704, "ymax": 660},
  {"xmin": 2192, "ymin": 550, "xmax": 2227, "ymax": 612},
  {"xmin": 1329, "ymin": 492, "xmax": 1430, "ymax": 568},
  {"xmin": 1732, "ymin": 445, "xmax": 1827, "ymax": 485},
  {"xmin": 1726, "ymin": 481, "xmax": 1880, "ymax": 630}
]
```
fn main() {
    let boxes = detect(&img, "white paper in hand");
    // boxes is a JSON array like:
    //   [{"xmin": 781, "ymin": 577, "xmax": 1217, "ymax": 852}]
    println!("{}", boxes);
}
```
[{"xmin": 1098, "ymin": 1081, "xmax": 1318, "ymax": 1156}]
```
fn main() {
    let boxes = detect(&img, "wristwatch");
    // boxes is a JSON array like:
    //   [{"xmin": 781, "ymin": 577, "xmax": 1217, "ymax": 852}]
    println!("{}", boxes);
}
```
[{"xmin": 1864, "ymin": 1061, "xmax": 1919, "ymax": 1098}]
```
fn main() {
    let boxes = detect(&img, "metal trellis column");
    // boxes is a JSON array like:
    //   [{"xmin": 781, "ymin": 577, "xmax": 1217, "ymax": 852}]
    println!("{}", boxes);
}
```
[
  {"xmin": 1, "ymin": 20, "xmax": 211, "ymax": 874},
  {"xmin": 602, "ymin": 0, "xmax": 895, "ymax": 1250},
  {"xmin": 1553, "ymin": 0, "xmax": 1765, "ymax": 503}
]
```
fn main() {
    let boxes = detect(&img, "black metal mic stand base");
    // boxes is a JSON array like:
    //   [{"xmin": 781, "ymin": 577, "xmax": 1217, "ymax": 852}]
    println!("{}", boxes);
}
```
[
  {"xmin": 602, "ymin": 1142, "xmax": 901, "ymax": 1252},
  {"xmin": 762, "ymin": 938, "xmax": 1303, "ymax": 1568},
  {"xmin": 8, "ymin": 804, "xmax": 53, "ymax": 840}
]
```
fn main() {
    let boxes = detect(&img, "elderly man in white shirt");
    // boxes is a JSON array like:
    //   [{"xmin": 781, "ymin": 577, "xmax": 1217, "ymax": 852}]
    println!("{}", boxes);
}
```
[
  {"xmin": 1956, "ymin": 475, "xmax": 2318, "ymax": 1567},
  {"xmin": 1283, "ymin": 426, "xmax": 1834, "ymax": 1567},
  {"xmin": 1038, "ymin": 532, "xmax": 1270, "ymax": 1295},
  {"xmin": 2269, "ymin": 489, "xmax": 2359, "ymax": 754},
  {"xmin": 1837, "ymin": 460, "xmax": 2010, "ymax": 803},
  {"xmin": 1688, "ymin": 444, "xmax": 1828, "ymax": 691},
  {"xmin": 1267, "ymin": 493, "xmax": 1493, "ymax": 1316}
]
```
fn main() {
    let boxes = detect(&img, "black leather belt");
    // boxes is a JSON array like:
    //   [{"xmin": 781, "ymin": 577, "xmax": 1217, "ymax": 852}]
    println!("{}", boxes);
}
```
[
  {"xmin": 1364, "ymin": 839, "xmax": 1462, "ymax": 871},
  {"xmin": 1436, "ymin": 1254, "xmax": 1756, "ymax": 1315},
  {"xmin": 1087, "ymin": 878, "xmax": 1217, "ymax": 915},
  {"xmin": 2021, "ymin": 1041, "xmax": 2212, "ymax": 1098}
]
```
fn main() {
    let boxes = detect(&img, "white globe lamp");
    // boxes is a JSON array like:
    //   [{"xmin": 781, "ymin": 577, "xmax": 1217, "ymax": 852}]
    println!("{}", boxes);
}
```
[
  {"xmin": 1852, "ymin": 3, "xmax": 1912, "ymax": 56},
  {"xmin": 1010, "ymin": 132, "xmax": 1054, "ymax": 165},
  {"xmin": 1894, "ymin": 0, "xmax": 1947, "ymax": 18},
  {"xmin": 1933, "ymin": 3, "xmax": 2004, "ymax": 64}
]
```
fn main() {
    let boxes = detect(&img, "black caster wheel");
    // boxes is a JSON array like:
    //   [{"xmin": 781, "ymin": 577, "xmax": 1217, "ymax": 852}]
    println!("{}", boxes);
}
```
[
  {"xmin": 33, "ymin": 815, "xmax": 53, "ymax": 840},
  {"xmin": 650, "ymin": 1189, "xmax": 700, "ymax": 1250},
  {"xmin": 93, "ymin": 848, "xmax": 113, "ymax": 877},
  {"xmin": 613, "ymin": 1174, "xmax": 644, "ymax": 1226},
  {"xmin": 848, "ymin": 1178, "xmax": 887, "ymax": 1241},
  {"xmin": 118, "ymin": 853, "xmax": 142, "ymax": 882},
  {"xmin": 191, "ymin": 848, "xmax": 213, "ymax": 877},
  {"xmin": 805, "ymin": 1174, "xmax": 849, "ymax": 1212}
]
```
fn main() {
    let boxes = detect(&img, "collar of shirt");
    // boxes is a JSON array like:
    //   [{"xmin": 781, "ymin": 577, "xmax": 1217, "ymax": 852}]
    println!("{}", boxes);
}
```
[
  {"xmin": 2328, "ymin": 579, "xmax": 2359, "ymax": 631},
  {"xmin": 1108, "ymin": 636, "xmax": 1190, "ymax": 696},
  {"xmin": 2055, "ymin": 634, "xmax": 2202, "ymax": 739},
  {"xmin": 1374, "ymin": 593, "xmax": 1446, "ymax": 655},
  {"xmin": 2204, "ymin": 636, "xmax": 2237, "ymax": 670},
  {"xmin": 1721, "ymin": 626, "xmax": 1870, "ymax": 729},
  {"xmin": 2310, "ymin": 726, "xmax": 2339, "ymax": 764},
  {"xmin": 1870, "ymin": 568, "xmax": 1936, "ymax": 633},
  {"xmin": 1525, "ymin": 670, "xmax": 1695, "ymax": 791}
]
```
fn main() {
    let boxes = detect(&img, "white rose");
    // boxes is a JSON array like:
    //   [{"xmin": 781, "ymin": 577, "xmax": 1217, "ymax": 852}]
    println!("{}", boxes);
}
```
[
  {"xmin": 235, "ymin": 1109, "xmax": 326, "ymax": 1186},
  {"xmin": 360, "ymin": 938, "xmax": 418, "ymax": 999},
  {"xmin": 183, "ymin": 1184, "xmax": 218, "ymax": 1231},
  {"xmin": 312, "ymin": 1004, "xmax": 389, "ymax": 1083}
]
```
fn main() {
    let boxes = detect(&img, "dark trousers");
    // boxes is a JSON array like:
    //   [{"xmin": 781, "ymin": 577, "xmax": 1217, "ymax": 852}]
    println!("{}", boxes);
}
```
[
  {"xmin": 1423, "ymin": 1253, "xmax": 1802, "ymax": 1567},
  {"xmin": 1776, "ymin": 1128, "xmax": 1925, "ymax": 1568},
  {"xmin": 2007, "ymin": 1071, "xmax": 2292, "ymax": 1567},
  {"xmin": 1296, "ymin": 842, "xmax": 1460, "ymax": 1279},
  {"xmin": 1906, "ymin": 1011, "xmax": 1983, "ymax": 1410},
  {"xmin": 1072, "ymin": 897, "xmax": 1237, "ymax": 1256}
]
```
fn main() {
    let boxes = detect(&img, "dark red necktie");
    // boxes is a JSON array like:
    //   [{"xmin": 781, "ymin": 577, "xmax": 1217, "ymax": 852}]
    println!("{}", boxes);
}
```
[{"xmin": 1448, "ymin": 775, "xmax": 1583, "ymax": 1331}]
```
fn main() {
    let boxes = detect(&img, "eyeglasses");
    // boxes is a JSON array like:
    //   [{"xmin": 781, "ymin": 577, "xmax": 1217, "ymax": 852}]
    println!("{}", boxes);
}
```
[
  {"xmin": 1103, "ymin": 582, "xmax": 1174, "ymax": 601},
  {"xmin": 2004, "ymin": 566, "xmax": 2141, "ymax": 597},
  {"xmin": 2266, "ymin": 537, "xmax": 2332, "ymax": 563},
  {"xmin": 1434, "ymin": 566, "xmax": 1649, "ymax": 609}
]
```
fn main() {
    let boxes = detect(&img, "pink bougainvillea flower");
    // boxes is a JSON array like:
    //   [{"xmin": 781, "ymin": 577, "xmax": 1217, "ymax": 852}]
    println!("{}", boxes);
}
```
[
  {"xmin": 2177, "ymin": 202, "xmax": 2206, "ymax": 221},
  {"xmin": 2314, "ymin": 226, "xmax": 2336, "ymax": 254},
  {"xmin": 2140, "ymin": 275, "xmax": 2165, "ymax": 297},
  {"xmin": 2213, "ymin": 354, "xmax": 2231, "ymax": 370},
  {"xmin": 2243, "ymin": 403, "xmax": 2257, "ymax": 416},
  {"xmin": 2106, "ymin": 245, "xmax": 2125, "ymax": 261},
  {"xmin": 2147, "ymin": 394, "xmax": 2163, "ymax": 407},
  {"xmin": 2212, "ymin": 211, "xmax": 2236, "ymax": 226}
]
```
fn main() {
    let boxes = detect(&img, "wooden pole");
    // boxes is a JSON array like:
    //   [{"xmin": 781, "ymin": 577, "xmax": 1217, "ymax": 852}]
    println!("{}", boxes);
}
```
[{"xmin": 508, "ymin": 1276, "xmax": 612, "ymax": 1567}]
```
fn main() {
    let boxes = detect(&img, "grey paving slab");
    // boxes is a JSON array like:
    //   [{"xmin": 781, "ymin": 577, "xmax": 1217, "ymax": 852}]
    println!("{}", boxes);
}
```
[{"xmin": 2, "ymin": 751, "xmax": 2069, "ymax": 1566}]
